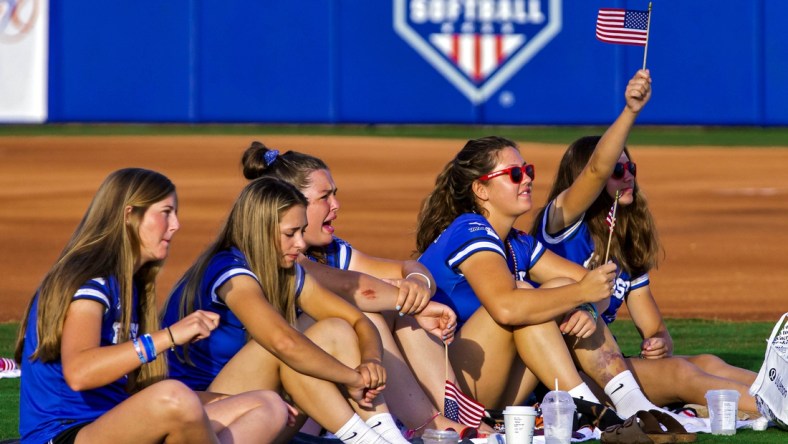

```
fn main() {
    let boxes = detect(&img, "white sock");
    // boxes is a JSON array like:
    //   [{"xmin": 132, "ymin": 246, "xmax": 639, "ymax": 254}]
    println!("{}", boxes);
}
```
[
  {"xmin": 335, "ymin": 414, "xmax": 389, "ymax": 444},
  {"xmin": 604, "ymin": 370, "xmax": 660, "ymax": 418},
  {"xmin": 568, "ymin": 382, "xmax": 601, "ymax": 404},
  {"xmin": 366, "ymin": 413, "xmax": 409, "ymax": 444},
  {"xmin": 602, "ymin": 371, "xmax": 704, "ymax": 429}
]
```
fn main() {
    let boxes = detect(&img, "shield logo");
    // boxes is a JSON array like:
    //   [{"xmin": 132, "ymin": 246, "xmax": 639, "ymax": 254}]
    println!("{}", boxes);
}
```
[{"xmin": 394, "ymin": 0, "xmax": 562, "ymax": 104}]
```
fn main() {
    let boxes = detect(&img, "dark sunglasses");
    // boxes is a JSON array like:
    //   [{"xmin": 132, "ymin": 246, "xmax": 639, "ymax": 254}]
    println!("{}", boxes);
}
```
[
  {"xmin": 612, "ymin": 161, "xmax": 636, "ymax": 179},
  {"xmin": 478, "ymin": 163, "xmax": 535, "ymax": 183}
]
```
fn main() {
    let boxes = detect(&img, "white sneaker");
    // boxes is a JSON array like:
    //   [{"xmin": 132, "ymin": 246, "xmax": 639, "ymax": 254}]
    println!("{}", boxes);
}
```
[
  {"xmin": 752, "ymin": 416, "xmax": 769, "ymax": 431},
  {"xmin": 0, "ymin": 357, "xmax": 20, "ymax": 379}
]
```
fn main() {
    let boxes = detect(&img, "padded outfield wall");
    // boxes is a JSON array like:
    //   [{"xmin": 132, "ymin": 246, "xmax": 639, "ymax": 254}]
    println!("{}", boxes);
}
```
[{"xmin": 34, "ymin": 1, "xmax": 788, "ymax": 124}]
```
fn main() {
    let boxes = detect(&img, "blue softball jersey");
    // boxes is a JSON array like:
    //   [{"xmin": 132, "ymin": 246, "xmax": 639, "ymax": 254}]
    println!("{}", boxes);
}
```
[
  {"xmin": 306, "ymin": 236, "xmax": 353, "ymax": 270},
  {"xmin": 19, "ymin": 277, "xmax": 138, "ymax": 444},
  {"xmin": 162, "ymin": 247, "xmax": 305, "ymax": 391},
  {"xmin": 417, "ymin": 213, "xmax": 545, "ymax": 327},
  {"xmin": 533, "ymin": 200, "xmax": 649, "ymax": 324}
]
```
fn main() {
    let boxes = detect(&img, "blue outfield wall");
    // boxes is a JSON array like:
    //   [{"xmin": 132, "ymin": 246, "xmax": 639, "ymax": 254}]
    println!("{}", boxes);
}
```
[{"xmin": 47, "ymin": 1, "xmax": 788, "ymax": 125}]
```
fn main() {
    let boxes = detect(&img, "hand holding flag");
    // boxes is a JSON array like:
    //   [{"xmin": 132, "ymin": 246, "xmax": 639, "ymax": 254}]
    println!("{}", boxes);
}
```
[{"xmin": 604, "ymin": 189, "xmax": 621, "ymax": 263}]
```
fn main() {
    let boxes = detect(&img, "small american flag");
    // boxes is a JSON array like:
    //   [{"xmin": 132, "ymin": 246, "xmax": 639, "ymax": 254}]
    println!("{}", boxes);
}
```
[
  {"xmin": 444, "ymin": 380, "xmax": 485, "ymax": 428},
  {"xmin": 596, "ymin": 8, "xmax": 650, "ymax": 46},
  {"xmin": 606, "ymin": 204, "xmax": 617, "ymax": 232}
]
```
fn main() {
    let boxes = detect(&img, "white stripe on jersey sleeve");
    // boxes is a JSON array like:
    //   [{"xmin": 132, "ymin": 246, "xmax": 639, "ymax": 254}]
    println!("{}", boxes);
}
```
[
  {"xmin": 211, "ymin": 268, "xmax": 258, "ymax": 305},
  {"xmin": 338, "ymin": 243, "xmax": 351, "ymax": 270},
  {"xmin": 539, "ymin": 201, "xmax": 585, "ymax": 245},
  {"xmin": 448, "ymin": 241, "xmax": 505, "ymax": 268},
  {"xmin": 630, "ymin": 273, "xmax": 650, "ymax": 290},
  {"xmin": 73, "ymin": 288, "xmax": 111, "ymax": 313}
]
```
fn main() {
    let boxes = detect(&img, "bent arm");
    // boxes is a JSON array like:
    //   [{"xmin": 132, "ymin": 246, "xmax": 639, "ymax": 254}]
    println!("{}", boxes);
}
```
[
  {"xmin": 460, "ymin": 251, "xmax": 615, "ymax": 326},
  {"xmin": 61, "ymin": 300, "xmax": 179, "ymax": 391},
  {"xmin": 349, "ymin": 248, "xmax": 436, "ymax": 297},
  {"xmin": 626, "ymin": 285, "xmax": 673, "ymax": 357},
  {"xmin": 220, "ymin": 275, "xmax": 363, "ymax": 387},
  {"xmin": 298, "ymin": 258, "xmax": 402, "ymax": 313},
  {"xmin": 298, "ymin": 274, "xmax": 383, "ymax": 366}
]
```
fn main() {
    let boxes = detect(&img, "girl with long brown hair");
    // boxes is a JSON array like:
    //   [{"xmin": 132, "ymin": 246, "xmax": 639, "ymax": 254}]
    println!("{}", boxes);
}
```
[{"xmin": 16, "ymin": 168, "xmax": 290, "ymax": 444}]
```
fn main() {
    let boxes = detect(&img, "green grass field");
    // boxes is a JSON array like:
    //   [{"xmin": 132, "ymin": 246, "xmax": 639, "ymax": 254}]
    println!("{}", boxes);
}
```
[
  {"xmin": 1, "ymin": 124, "xmax": 788, "ymax": 147},
  {"xmin": 2, "ymin": 319, "xmax": 785, "ymax": 442}
]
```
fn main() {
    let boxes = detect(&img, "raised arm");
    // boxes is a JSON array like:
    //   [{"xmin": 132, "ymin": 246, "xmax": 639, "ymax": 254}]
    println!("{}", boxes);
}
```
[{"xmin": 547, "ymin": 69, "xmax": 652, "ymax": 233}]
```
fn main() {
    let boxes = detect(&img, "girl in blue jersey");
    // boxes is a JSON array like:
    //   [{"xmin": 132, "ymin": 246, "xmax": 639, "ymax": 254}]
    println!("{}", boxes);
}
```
[
  {"xmin": 240, "ymin": 144, "xmax": 481, "ymax": 436},
  {"xmin": 530, "ymin": 108, "xmax": 759, "ymax": 413},
  {"xmin": 15, "ymin": 168, "xmax": 291, "ymax": 444},
  {"xmin": 413, "ymin": 71, "xmax": 702, "ymax": 428},
  {"xmin": 162, "ymin": 177, "xmax": 411, "ymax": 444}
]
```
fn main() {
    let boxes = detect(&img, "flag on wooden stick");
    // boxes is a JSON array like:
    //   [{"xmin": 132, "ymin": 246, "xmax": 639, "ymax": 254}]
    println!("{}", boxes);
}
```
[
  {"xmin": 604, "ymin": 190, "xmax": 621, "ymax": 263},
  {"xmin": 443, "ymin": 343, "xmax": 485, "ymax": 427}
]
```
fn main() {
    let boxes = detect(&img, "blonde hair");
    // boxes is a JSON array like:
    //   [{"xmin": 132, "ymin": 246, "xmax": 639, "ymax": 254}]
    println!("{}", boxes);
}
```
[
  {"xmin": 15, "ymin": 168, "xmax": 175, "ymax": 392},
  {"xmin": 169, "ymin": 177, "xmax": 307, "ymax": 361}
]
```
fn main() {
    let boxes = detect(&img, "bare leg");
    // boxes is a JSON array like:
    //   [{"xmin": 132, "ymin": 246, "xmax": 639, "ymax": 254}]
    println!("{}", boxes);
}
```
[
  {"xmin": 683, "ymin": 354, "xmax": 757, "ymax": 386},
  {"xmin": 450, "ymin": 305, "xmax": 582, "ymax": 408},
  {"xmin": 568, "ymin": 317, "xmax": 629, "ymax": 388},
  {"xmin": 627, "ymin": 357, "xmax": 758, "ymax": 413},
  {"xmin": 208, "ymin": 318, "xmax": 361, "ymax": 434},
  {"xmin": 203, "ymin": 390, "xmax": 291, "ymax": 444},
  {"xmin": 76, "ymin": 380, "xmax": 219, "ymax": 444},
  {"xmin": 367, "ymin": 312, "xmax": 469, "ymax": 433}
]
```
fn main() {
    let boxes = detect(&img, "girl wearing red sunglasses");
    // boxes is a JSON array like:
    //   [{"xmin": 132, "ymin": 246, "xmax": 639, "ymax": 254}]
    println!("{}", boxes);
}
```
[
  {"xmin": 531, "ymin": 70, "xmax": 759, "ymax": 417},
  {"xmin": 413, "ymin": 70, "xmax": 703, "ymax": 430}
]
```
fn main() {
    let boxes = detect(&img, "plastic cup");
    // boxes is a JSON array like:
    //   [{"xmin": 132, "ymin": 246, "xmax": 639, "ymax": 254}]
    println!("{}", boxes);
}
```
[
  {"xmin": 422, "ymin": 429, "xmax": 460, "ymax": 444},
  {"xmin": 705, "ymin": 389, "xmax": 740, "ymax": 435},
  {"xmin": 503, "ymin": 405, "xmax": 538, "ymax": 444},
  {"xmin": 541, "ymin": 390, "xmax": 575, "ymax": 444}
]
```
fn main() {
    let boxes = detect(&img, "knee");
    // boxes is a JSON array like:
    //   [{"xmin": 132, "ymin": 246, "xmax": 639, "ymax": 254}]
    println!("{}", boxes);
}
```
[
  {"xmin": 249, "ymin": 391, "xmax": 290, "ymax": 430},
  {"xmin": 304, "ymin": 317, "xmax": 358, "ymax": 351},
  {"xmin": 149, "ymin": 380, "xmax": 205, "ymax": 423},
  {"xmin": 688, "ymin": 353, "xmax": 725, "ymax": 369}
]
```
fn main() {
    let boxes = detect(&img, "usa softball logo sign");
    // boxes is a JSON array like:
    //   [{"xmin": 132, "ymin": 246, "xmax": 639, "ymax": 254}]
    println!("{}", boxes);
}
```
[{"xmin": 394, "ymin": 0, "xmax": 561, "ymax": 104}]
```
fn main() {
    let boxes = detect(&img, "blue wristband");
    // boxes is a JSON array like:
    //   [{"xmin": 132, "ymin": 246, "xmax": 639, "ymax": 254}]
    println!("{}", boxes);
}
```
[
  {"xmin": 132, "ymin": 338, "xmax": 146, "ymax": 364},
  {"xmin": 140, "ymin": 334, "xmax": 157, "ymax": 362}
]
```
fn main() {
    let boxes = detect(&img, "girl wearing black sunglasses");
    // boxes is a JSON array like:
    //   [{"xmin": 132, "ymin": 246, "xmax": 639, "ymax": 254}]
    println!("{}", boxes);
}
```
[{"xmin": 531, "ymin": 70, "xmax": 759, "ymax": 417}]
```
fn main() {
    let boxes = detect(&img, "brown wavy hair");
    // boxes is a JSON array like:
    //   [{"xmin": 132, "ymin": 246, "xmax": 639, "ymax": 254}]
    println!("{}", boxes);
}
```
[
  {"xmin": 15, "ymin": 168, "xmax": 175, "ymax": 392},
  {"xmin": 530, "ymin": 136, "xmax": 661, "ymax": 276},
  {"xmin": 416, "ymin": 136, "xmax": 517, "ymax": 253}
]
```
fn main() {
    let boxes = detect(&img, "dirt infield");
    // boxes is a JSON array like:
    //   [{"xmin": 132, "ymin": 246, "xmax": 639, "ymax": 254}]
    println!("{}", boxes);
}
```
[{"xmin": 1, "ymin": 135, "xmax": 786, "ymax": 322}]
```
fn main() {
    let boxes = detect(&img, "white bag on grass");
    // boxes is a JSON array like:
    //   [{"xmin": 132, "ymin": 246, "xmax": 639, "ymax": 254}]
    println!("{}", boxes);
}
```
[{"xmin": 749, "ymin": 312, "xmax": 788, "ymax": 430}]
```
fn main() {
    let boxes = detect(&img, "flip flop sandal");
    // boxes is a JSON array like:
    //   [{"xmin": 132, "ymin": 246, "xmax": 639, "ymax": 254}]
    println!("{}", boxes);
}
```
[
  {"xmin": 648, "ymin": 410, "xmax": 697, "ymax": 443},
  {"xmin": 635, "ymin": 411, "xmax": 677, "ymax": 444},
  {"xmin": 601, "ymin": 414, "xmax": 669, "ymax": 444}
]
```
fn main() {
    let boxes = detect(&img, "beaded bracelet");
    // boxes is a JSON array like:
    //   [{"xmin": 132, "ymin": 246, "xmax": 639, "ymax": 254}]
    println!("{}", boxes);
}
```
[
  {"xmin": 140, "ymin": 333, "xmax": 157, "ymax": 362},
  {"xmin": 131, "ymin": 337, "xmax": 146, "ymax": 364},
  {"xmin": 578, "ymin": 303, "xmax": 598, "ymax": 322},
  {"xmin": 405, "ymin": 272, "xmax": 432, "ymax": 289}
]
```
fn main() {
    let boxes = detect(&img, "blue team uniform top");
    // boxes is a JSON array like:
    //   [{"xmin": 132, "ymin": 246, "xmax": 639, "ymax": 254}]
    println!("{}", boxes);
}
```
[
  {"xmin": 305, "ymin": 236, "xmax": 353, "ymax": 270},
  {"xmin": 19, "ymin": 276, "xmax": 139, "ymax": 444},
  {"xmin": 417, "ymin": 213, "xmax": 545, "ymax": 327},
  {"xmin": 162, "ymin": 247, "xmax": 305, "ymax": 391},
  {"xmin": 533, "ymin": 200, "xmax": 650, "ymax": 324}
]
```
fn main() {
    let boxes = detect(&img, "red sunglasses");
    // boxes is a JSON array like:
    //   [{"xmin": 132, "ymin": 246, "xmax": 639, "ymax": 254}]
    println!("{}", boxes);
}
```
[
  {"xmin": 478, "ymin": 163, "xmax": 535, "ymax": 183},
  {"xmin": 612, "ymin": 161, "xmax": 636, "ymax": 179}
]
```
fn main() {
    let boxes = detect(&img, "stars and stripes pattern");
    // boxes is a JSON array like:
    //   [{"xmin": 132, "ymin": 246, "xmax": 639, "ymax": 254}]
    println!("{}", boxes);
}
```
[
  {"xmin": 596, "ymin": 8, "xmax": 649, "ymax": 46},
  {"xmin": 606, "ymin": 203, "xmax": 617, "ymax": 233},
  {"xmin": 444, "ymin": 380, "xmax": 485, "ymax": 428},
  {"xmin": 429, "ymin": 32, "xmax": 525, "ymax": 83}
]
